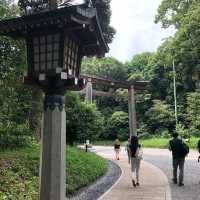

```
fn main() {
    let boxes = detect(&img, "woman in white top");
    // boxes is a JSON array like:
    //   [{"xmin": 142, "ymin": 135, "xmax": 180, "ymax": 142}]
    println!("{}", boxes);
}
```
[{"xmin": 129, "ymin": 135, "xmax": 143, "ymax": 187}]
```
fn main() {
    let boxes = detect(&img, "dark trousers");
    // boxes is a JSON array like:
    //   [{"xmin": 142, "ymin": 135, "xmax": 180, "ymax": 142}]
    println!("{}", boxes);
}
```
[{"xmin": 173, "ymin": 157, "xmax": 185, "ymax": 184}]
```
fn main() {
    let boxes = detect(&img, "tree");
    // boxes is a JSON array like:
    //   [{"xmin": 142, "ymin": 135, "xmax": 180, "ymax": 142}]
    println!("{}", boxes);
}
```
[
  {"xmin": 0, "ymin": 1, "xmax": 43, "ymax": 147},
  {"xmin": 155, "ymin": 0, "xmax": 197, "ymax": 28},
  {"xmin": 145, "ymin": 100, "xmax": 175, "ymax": 134},
  {"xmin": 126, "ymin": 52, "xmax": 155, "ymax": 81},
  {"xmin": 82, "ymin": 57, "xmax": 127, "ymax": 81},
  {"xmin": 81, "ymin": 56, "xmax": 129, "ymax": 132},
  {"xmin": 106, "ymin": 111, "xmax": 129, "ymax": 140},
  {"xmin": 186, "ymin": 91, "xmax": 200, "ymax": 129},
  {"xmin": 65, "ymin": 92, "xmax": 104, "ymax": 144}
]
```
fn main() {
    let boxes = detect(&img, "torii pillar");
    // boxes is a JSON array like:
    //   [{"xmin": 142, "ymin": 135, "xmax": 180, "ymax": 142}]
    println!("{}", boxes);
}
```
[
  {"xmin": 85, "ymin": 79, "xmax": 93, "ymax": 103},
  {"xmin": 128, "ymin": 85, "xmax": 137, "ymax": 136}
]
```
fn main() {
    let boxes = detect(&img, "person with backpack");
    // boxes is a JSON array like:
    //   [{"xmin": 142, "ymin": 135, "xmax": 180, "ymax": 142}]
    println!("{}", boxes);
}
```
[
  {"xmin": 129, "ymin": 135, "xmax": 143, "ymax": 187},
  {"xmin": 169, "ymin": 132, "xmax": 189, "ymax": 186}
]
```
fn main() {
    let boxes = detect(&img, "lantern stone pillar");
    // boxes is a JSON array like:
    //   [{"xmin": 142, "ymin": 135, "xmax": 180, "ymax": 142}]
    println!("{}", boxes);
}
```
[
  {"xmin": 128, "ymin": 85, "xmax": 137, "ymax": 136},
  {"xmin": 40, "ymin": 94, "xmax": 66, "ymax": 200},
  {"xmin": 85, "ymin": 79, "xmax": 93, "ymax": 103}
]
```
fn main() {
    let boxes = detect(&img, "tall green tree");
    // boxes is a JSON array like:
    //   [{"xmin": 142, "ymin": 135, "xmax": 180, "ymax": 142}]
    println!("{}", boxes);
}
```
[
  {"xmin": 145, "ymin": 100, "xmax": 175, "ymax": 134},
  {"xmin": 106, "ymin": 111, "xmax": 129, "ymax": 140},
  {"xmin": 82, "ymin": 57, "xmax": 127, "ymax": 81},
  {"xmin": 65, "ymin": 92, "xmax": 104, "ymax": 144},
  {"xmin": 186, "ymin": 91, "xmax": 200, "ymax": 129}
]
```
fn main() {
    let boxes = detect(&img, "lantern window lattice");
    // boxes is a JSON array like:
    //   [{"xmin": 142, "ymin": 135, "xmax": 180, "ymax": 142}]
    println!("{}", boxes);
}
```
[{"xmin": 32, "ymin": 33, "xmax": 60, "ymax": 72}]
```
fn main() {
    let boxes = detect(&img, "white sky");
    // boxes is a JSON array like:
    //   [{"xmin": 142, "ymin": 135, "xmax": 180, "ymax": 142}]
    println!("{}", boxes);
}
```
[{"xmin": 107, "ymin": 0, "xmax": 175, "ymax": 62}]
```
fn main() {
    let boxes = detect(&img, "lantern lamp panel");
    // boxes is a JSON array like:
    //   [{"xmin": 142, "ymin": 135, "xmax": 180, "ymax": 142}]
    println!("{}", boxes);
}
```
[
  {"xmin": 47, "ymin": 61, "xmax": 52, "ymax": 70},
  {"xmin": 32, "ymin": 33, "xmax": 61, "ymax": 74},
  {"xmin": 35, "ymin": 63, "xmax": 39, "ymax": 72},
  {"xmin": 63, "ymin": 34, "xmax": 80, "ymax": 76},
  {"xmin": 41, "ymin": 62, "xmax": 45, "ymax": 71}
]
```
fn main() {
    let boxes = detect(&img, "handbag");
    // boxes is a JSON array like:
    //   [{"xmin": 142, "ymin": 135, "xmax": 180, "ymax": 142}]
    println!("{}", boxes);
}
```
[{"xmin": 136, "ymin": 147, "xmax": 143, "ymax": 160}]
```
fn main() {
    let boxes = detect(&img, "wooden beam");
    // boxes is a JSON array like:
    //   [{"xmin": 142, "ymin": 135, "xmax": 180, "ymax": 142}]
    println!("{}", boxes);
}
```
[
  {"xmin": 79, "ymin": 88, "xmax": 115, "ymax": 97},
  {"xmin": 80, "ymin": 74, "xmax": 148, "ymax": 90}
]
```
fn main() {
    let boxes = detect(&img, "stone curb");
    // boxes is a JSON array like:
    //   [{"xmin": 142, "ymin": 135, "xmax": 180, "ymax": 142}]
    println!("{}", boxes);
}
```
[
  {"xmin": 67, "ymin": 160, "xmax": 122, "ymax": 200},
  {"xmin": 98, "ymin": 161, "xmax": 123, "ymax": 200}
]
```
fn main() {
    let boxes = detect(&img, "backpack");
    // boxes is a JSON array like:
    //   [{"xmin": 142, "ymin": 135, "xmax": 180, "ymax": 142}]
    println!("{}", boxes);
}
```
[
  {"xmin": 135, "ymin": 147, "xmax": 143, "ymax": 160},
  {"xmin": 180, "ymin": 141, "xmax": 189, "ymax": 157}
]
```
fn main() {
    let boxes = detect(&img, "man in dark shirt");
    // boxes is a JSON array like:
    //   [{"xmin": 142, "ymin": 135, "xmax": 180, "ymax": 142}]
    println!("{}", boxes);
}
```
[{"xmin": 169, "ymin": 132, "xmax": 186, "ymax": 186}]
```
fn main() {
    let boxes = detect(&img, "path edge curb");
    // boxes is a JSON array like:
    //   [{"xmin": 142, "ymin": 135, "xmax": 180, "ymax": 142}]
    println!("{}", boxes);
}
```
[{"xmin": 98, "ymin": 160, "xmax": 123, "ymax": 200}]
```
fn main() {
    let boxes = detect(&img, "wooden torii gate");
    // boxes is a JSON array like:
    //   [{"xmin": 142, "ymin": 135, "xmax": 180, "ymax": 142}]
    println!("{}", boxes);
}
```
[{"xmin": 80, "ymin": 75, "xmax": 148, "ymax": 136}]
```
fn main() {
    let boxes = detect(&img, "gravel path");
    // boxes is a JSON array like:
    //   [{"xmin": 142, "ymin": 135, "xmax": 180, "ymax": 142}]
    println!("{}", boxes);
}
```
[
  {"xmin": 143, "ymin": 148, "xmax": 200, "ymax": 200},
  {"xmin": 67, "ymin": 160, "xmax": 121, "ymax": 200}
]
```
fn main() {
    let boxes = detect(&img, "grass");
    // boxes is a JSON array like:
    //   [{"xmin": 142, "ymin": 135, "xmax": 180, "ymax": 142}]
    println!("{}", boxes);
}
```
[
  {"xmin": 140, "ymin": 137, "xmax": 169, "ymax": 148},
  {"xmin": 139, "ymin": 136, "xmax": 199, "ymax": 149},
  {"xmin": 0, "ymin": 144, "xmax": 108, "ymax": 199},
  {"xmin": 93, "ymin": 140, "xmax": 119, "ymax": 146},
  {"xmin": 66, "ymin": 146, "xmax": 107, "ymax": 195},
  {"xmin": 93, "ymin": 136, "xmax": 200, "ymax": 149}
]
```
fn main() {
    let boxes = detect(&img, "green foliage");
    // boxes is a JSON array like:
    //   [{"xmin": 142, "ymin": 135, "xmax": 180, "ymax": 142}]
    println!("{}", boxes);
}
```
[
  {"xmin": 66, "ymin": 146, "xmax": 107, "ymax": 195},
  {"xmin": 0, "ymin": 122, "xmax": 32, "ymax": 150},
  {"xmin": 145, "ymin": 100, "xmax": 175, "ymax": 133},
  {"xmin": 186, "ymin": 91, "xmax": 200, "ymax": 129},
  {"xmin": 0, "ymin": 2, "xmax": 42, "ymax": 145},
  {"xmin": 176, "ymin": 123, "xmax": 190, "ymax": 139},
  {"xmin": 65, "ymin": 92, "xmax": 104, "ymax": 144},
  {"xmin": 0, "ymin": 145, "xmax": 107, "ymax": 199},
  {"xmin": 0, "ymin": 145, "xmax": 40, "ymax": 200},
  {"xmin": 155, "ymin": 0, "xmax": 194, "ymax": 28},
  {"xmin": 82, "ymin": 57, "xmax": 127, "ymax": 81},
  {"xmin": 127, "ymin": 52, "xmax": 155, "ymax": 81},
  {"xmin": 92, "ymin": 140, "xmax": 122, "ymax": 146},
  {"xmin": 140, "ymin": 135, "xmax": 199, "ymax": 149},
  {"xmin": 106, "ymin": 111, "xmax": 129, "ymax": 140},
  {"xmin": 140, "ymin": 136, "xmax": 169, "ymax": 148}
]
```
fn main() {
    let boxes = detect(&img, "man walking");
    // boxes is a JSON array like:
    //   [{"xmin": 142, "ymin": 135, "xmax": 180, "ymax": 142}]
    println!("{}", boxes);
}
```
[{"xmin": 169, "ymin": 132, "xmax": 189, "ymax": 186}]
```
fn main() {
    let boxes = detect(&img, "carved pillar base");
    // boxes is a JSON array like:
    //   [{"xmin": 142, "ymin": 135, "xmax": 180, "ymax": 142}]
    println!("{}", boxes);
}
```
[{"xmin": 40, "ymin": 94, "xmax": 66, "ymax": 200}]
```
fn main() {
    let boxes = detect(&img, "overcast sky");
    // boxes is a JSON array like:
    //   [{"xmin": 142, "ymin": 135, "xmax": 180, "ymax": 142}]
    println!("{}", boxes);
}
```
[{"xmin": 107, "ymin": 0, "xmax": 175, "ymax": 63}]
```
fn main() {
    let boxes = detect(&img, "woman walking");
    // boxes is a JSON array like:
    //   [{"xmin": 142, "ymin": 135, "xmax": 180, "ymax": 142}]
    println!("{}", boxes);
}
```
[
  {"xmin": 114, "ymin": 138, "xmax": 121, "ymax": 160},
  {"xmin": 129, "ymin": 135, "xmax": 142, "ymax": 187}
]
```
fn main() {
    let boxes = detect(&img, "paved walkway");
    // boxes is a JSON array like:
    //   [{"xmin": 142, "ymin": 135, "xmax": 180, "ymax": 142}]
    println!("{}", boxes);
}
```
[
  {"xmin": 143, "ymin": 148, "xmax": 200, "ymax": 200},
  {"xmin": 95, "ymin": 146, "xmax": 171, "ymax": 200}
]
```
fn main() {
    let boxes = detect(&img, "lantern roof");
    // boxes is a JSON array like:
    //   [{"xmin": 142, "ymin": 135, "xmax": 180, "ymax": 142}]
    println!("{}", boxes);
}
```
[{"xmin": 0, "ymin": 3, "xmax": 108, "ymax": 56}]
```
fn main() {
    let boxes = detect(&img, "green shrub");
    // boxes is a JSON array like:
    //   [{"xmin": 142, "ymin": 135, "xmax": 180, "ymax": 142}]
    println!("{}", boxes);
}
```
[
  {"xmin": 189, "ymin": 127, "xmax": 200, "ymax": 137},
  {"xmin": 65, "ymin": 92, "xmax": 104, "ymax": 144},
  {"xmin": 66, "ymin": 146, "xmax": 107, "ymax": 195},
  {"xmin": 0, "ymin": 122, "xmax": 32, "ymax": 150},
  {"xmin": 145, "ymin": 100, "xmax": 175, "ymax": 134},
  {"xmin": 106, "ymin": 111, "xmax": 129, "ymax": 140},
  {"xmin": 0, "ymin": 145, "xmax": 108, "ymax": 198},
  {"xmin": 0, "ymin": 145, "xmax": 40, "ymax": 200},
  {"xmin": 176, "ymin": 123, "xmax": 190, "ymax": 139}
]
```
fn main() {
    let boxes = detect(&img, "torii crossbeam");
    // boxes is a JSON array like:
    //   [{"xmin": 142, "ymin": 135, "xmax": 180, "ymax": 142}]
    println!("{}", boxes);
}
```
[{"xmin": 80, "ymin": 74, "xmax": 148, "ymax": 137}]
